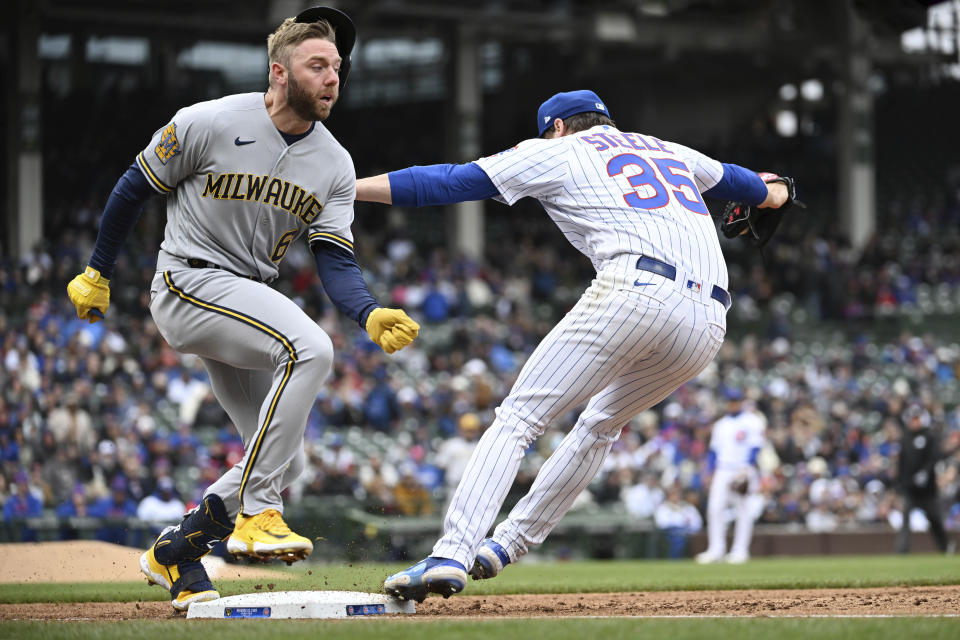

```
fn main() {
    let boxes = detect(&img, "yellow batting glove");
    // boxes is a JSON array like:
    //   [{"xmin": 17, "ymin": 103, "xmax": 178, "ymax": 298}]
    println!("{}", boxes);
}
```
[
  {"xmin": 66, "ymin": 266, "xmax": 111, "ymax": 324},
  {"xmin": 365, "ymin": 308, "xmax": 420, "ymax": 354}
]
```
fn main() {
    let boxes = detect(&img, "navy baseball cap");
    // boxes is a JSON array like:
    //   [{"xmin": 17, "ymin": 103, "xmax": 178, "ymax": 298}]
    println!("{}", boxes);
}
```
[{"xmin": 537, "ymin": 90, "xmax": 611, "ymax": 136}]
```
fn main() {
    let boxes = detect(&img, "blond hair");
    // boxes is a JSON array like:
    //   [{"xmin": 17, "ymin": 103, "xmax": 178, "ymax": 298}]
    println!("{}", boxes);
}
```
[{"xmin": 266, "ymin": 18, "xmax": 336, "ymax": 84}]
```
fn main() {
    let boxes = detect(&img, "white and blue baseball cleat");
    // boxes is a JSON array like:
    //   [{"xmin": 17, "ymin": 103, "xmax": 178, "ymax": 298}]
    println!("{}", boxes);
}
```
[
  {"xmin": 383, "ymin": 557, "xmax": 467, "ymax": 602},
  {"xmin": 469, "ymin": 538, "xmax": 511, "ymax": 580}
]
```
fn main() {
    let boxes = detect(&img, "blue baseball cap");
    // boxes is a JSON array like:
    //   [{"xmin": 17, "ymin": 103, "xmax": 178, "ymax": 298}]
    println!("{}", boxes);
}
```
[
  {"xmin": 537, "ymin": 90, "xmax": 611, "ymax": 136},
  {"xmin": 722, "ymin": 387, "xmax": 745, "ymax": 401}
]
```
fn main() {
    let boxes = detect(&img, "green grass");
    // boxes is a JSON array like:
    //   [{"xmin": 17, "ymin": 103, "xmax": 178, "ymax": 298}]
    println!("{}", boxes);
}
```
[
  {"xmin": 2, "ymin": 618, "xmax": 959, "ymax": 640},
  {"xmin": 1, "ymin": 554, "xmax": 958, "ymax": 604},
  {"xmin": 2, "ymin": 555, "xmax": 959, "ymax": 639},
  {"xmin": 462, "ymin": 553, "xmax": 960, "ymax": 595}
]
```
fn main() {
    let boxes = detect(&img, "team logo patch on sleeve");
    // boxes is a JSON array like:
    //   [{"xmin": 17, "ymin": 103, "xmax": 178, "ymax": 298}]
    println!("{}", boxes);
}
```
[
  {"xmin": 154, "ymin": 122, "xmax": 181, "ymax": 165},
  {"xmin": 482, "ymin": 145, "xmax": 519, "ymax": 159}
]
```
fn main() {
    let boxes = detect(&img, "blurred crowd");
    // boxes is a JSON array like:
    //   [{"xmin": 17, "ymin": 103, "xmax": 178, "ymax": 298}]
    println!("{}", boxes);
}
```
[
  {"xmin": 3, "ymin": 84, "xmax": 960, "ymax": 552},
  {"xmin": 4, "ymin": 192, "xmax": 960, "ymax": 550}
]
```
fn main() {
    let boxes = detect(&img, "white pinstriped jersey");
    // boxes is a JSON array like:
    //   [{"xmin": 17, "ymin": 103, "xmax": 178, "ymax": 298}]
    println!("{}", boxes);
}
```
[
  {"xmin": 136, "ymin": 93, "xmax": 356, "ymax": 282},
  {"xmin": 474, "ymin": 124, "xmax": 727, "ymax": 287},
  {"xmin": 431, "ymin": 123, "xmax": 737, "ymax": 570},
  {"xmin": 710, "ymin": 411, "xmax": 766, "ymax": 472}
]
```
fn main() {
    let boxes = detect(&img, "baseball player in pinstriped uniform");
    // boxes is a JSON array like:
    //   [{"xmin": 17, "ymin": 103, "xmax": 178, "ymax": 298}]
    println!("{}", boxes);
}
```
[
  {"xmin": 66, "ymin": 7, "xmax": 419, "ymax": 611},
  {"xmin": 356, "ymin": 90, "xmax": 792, "ymax": 601},
  {"xmin": 696, "ymin": 388, "xmax": 766, "ymax": 564}
]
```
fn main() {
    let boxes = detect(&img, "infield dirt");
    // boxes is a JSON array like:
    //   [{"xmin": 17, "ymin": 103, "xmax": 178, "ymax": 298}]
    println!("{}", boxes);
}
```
[
  {"xmin": 0, "ymin": 541, "xmax": 282, "ymax": 584},
  {"xmin": 1, "ymin": 586, "xmax": 959, "ymax": 619},
  {"xmin": 2, "ymin": 542, "xmax": 957, "ymax": 619}
]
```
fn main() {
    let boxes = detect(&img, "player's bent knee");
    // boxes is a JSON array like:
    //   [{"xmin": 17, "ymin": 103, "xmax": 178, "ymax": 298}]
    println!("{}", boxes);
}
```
[
  {"xmin": 487, "ymin": 411, "xmax": 544, "ymax": 448},
  {"xmin": 296, "ymin": 331, "xmax": 334, "ymax": 376}
]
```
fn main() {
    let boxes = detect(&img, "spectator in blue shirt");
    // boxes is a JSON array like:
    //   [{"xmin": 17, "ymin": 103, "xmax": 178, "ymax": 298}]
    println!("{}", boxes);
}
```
[
  {"xmin": 364, "ymin": 368, "xmax": 399, "ymax": 432},
  {"xmin": 55, "ymin": 484, "xmax": 90, "ymax": 540},
  {"xmin": 3, "ymin": 471, "xmax": 44, "ymax": 541},
  {"xmin": 89, "ymin": 476, "xmax": 138, "ymax": 545}
]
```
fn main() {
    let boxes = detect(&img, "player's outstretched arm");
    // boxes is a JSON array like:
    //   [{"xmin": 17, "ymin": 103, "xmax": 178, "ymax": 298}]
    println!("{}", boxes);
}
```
[
  {"xmin": 356, "ymin": 163, "xmax": 498, "ymax": 208},
  {"xmin": 66, "ymin": 165, "xmax": 156, "ymax": 323},
  {"xmin": 356, "ymin": 174, "xmax": 393, "ymax": 204}
]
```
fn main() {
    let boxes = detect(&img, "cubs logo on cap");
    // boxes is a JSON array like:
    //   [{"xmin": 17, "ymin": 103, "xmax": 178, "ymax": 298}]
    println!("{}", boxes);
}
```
[{"xmin": 536, "ymin": 90, "xmax": 612, "ymax": 136}]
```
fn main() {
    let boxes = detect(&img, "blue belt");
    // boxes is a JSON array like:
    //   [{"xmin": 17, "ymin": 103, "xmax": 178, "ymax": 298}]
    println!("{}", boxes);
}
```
[{"xmin": 635, "ymin": 256, "xmax": 731, "ymax": 309}]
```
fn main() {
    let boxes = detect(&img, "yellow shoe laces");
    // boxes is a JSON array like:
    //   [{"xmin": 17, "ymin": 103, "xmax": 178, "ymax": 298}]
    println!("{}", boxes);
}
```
[{"xmin": 259, "ymin": 509, "xmax": 292, "ymax": 535}]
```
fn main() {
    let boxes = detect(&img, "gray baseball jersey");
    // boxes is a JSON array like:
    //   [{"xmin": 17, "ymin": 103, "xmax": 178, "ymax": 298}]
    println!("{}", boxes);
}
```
[
  {"xmin": 141, "ymin": 92, "xmax": 350, "ymax": 517},
  {"xmin": 137, "ymin": 92, "xmax": 356, "ymax": 280}
]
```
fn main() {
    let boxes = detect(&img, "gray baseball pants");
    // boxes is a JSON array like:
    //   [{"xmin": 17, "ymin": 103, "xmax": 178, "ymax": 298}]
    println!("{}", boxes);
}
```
[{"xmin": 150, "ymin": 267, "xmax": 332, "ymax": 517}]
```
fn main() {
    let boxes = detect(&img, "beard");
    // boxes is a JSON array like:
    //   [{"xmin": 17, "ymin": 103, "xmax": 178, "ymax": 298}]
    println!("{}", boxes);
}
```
[{"xmin": 287, "ymin": 72, "xmax": 337, "ymax": 122}]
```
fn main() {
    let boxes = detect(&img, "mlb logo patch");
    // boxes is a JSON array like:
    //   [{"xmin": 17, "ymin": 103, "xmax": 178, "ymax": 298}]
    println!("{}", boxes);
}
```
[{"xmin": 686, "ymin": 280, "xmax": 701, "ymax": 293}]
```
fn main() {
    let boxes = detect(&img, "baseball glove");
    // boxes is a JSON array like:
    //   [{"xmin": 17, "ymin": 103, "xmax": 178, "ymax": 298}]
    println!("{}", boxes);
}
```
[
  {"xmin": 730, "ymin": 475, "xmax": 750, "ymax": 496},
  {"xmin": 719, "ymin": 173, "xmax": 802, "ymax": 248}
]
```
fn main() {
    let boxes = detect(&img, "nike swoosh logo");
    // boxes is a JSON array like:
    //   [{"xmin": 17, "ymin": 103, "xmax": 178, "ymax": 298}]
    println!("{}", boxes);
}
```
[
  {"xmin": 634, "ymin": 280, "xmax": 654, "ymax": 287},
  {"xmin": 234, "ymin": 137, "xmax": 255, "ymax": 146}
]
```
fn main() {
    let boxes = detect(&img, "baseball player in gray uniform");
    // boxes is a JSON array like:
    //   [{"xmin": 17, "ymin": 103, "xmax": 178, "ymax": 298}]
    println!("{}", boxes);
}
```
[
  {"xmin": 66, "ymin": 7, "xmax": 420, "ymax": 611},
  {"xmin": 356, "ymin": 90, "xmax": 791, "ymax": 601}
]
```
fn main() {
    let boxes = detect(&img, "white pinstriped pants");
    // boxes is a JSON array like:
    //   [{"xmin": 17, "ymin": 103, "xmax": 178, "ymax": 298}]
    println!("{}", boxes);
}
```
[{"xmin": 432, "ymin": 255, "xmax": 727, "ymax": 568}]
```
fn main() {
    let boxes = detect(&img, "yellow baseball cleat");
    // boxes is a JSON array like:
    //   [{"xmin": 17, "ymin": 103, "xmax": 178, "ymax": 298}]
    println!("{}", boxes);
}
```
[
  {"xmin": 226, "ymin": 508, "xmax": 313, "ymax": 564},
  {"xmin": 140, "ymin": 544, "xmax": 220, "ymax": 612}
]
